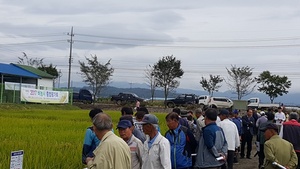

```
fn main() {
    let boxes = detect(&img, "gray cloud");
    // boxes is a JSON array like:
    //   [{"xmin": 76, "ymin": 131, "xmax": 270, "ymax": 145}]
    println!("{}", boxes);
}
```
[{"xmin": 1, "ymin": 0, "xmax": 300, "ymax": 93}]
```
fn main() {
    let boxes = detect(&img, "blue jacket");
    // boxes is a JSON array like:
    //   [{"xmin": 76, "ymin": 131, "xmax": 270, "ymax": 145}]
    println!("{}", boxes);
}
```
[
  {"xmin": 241, "ymin": 115, "xmax": 255, "ymax": 136},
  {"xmin": 231, "ymin": 117, "xmax": 242, "ymax": 136},
  {"xmin": 82, "ymin": 127, "xmax": 100, "ymax": 164},
  {"xmin": 165, "ymin": 125, "xmax": 192, "ymax": 169},
  {"xmin": 194, "ymin": 122, "xmax": 228, "ymax": 168}
]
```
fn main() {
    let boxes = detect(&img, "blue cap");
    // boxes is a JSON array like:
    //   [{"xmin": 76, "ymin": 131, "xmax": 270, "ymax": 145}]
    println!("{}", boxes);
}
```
[
  {"xmin": 219, "ymin": 109, "xmax": 229, "ymax": 115},
  {"xmin": 117, "ymin": 120, "xmax": 132, "ymax": 129},
  {"xmin": 233, "ymin": 109, "xmax": 239, "ymax": 114}
]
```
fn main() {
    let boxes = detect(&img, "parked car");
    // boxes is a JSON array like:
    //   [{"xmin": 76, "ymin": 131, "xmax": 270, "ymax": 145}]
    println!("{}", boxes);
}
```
[
  {"xmin": 247, "ymin": 97, "xmax": 280, "ymax": 109},
  {"xmin": 198, "ymin": 95, "xmax": 233, "ymax": 109},
  {"xmin": 72, "ymin": 89, "xmax": 93, "ymax": 104},
  {"xmin": 198, "ymin": 95, "xmax": 210, "ymax": 107},
  {"xmin": 111, "ymin": 92, "xmax": 144, "ymax": 105},
  {"xmin": 164, "ymin": 94, "xmax": 199, "ymax": 108}
]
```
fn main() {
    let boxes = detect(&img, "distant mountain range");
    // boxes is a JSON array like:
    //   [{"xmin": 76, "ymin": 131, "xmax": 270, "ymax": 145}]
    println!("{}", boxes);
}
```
[{"xmin": 61, "ymin": 81, "xmax": 300, "ymax": 106}]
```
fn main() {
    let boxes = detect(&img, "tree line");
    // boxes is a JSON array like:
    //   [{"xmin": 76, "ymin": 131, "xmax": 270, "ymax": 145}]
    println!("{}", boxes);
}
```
[{"xmin": 17, "ymin": 54, "xmax": 291, "ymax": 103}]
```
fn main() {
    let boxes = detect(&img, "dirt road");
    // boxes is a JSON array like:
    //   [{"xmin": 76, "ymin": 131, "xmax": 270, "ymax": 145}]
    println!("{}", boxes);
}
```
[{"xmin": 233, "ymin": 154, "xmax": 259, "ymax": 169}]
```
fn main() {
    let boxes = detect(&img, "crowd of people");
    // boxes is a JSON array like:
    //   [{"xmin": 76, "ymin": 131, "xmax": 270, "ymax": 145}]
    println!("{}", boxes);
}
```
[{"xmin": 81, "ymin": 105, "xmax": 299, "ymax": 169}]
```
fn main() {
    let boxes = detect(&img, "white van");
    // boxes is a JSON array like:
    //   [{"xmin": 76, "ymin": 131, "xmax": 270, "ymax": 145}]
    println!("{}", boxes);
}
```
[
  {"xmin": 199, "ymin": 95, "xmax": 233, "ymax": 109},
  {"xmin": 198, "ymin": 95, "xmax": 210, "ymax": 106}
]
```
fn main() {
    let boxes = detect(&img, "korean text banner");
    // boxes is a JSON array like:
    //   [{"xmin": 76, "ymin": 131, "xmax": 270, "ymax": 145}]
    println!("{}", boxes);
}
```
[{"xmin": 21, "ymin": 88, "xmax": 69, "ymax": 103}]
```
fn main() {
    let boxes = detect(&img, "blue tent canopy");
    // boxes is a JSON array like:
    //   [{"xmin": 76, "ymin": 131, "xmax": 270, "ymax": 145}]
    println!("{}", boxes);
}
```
[{"xmin": 0, "ymin": 63, "xmax": 40, "ymax": 78}]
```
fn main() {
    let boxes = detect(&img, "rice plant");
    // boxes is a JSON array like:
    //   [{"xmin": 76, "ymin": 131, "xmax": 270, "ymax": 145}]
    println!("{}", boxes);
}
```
[{"xmin": 0, "ymin": 107, "xmax": 168, "ymax": 169}]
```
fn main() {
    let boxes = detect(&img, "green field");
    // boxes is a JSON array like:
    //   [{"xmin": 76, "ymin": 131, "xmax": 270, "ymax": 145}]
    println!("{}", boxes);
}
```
[{"xmin": 0, "ymin": 104, "xmax": 168, "ymax": 169}]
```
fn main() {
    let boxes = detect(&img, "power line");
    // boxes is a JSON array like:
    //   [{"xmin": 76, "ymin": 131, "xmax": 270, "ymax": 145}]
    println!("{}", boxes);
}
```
[
  {"xmin": 0, "ymin": 40, "xmax": 66, "ymax": 47},
  {"xmin": 75, "ymin": 33, "xmax": 171, "ymax": 42},
  {"xmin": 75, "ymin": 33, "xmax": 300, "ymax": 43},
  {"xmin": 1, "ymin": 31, "xmax": 300, "ymax": 50},
  {"xmin": 0, "ymin": 33, "xmax": 65, "ymax": 39},
  {"xmin": 75, "ymin": 39, "xmax": 300, "ymax": 49}
]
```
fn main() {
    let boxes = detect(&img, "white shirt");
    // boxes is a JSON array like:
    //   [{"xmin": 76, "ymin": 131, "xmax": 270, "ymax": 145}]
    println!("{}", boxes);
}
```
[
  {"xmin": 216, "ymin": 116, "xmax": 221, "ymax": 125},
  {"xmin": 142, "ymin": 133, "xmax": 171, "ymax": 169},
  {"xmin": 196, "ymin": 115, "xmax": 205, "ymax": 131},
  {"xmin": 274, "ymin": 112, "xmax": 286, "ymax": 125},
  {"xmin": 218, "ymin": 119, "xmax": 240, "ymax": 151}
]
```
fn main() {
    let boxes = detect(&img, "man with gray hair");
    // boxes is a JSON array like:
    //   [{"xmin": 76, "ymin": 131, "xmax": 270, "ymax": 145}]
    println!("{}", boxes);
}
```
[
  {"xmin": 86, "ymin": 113, "xmax": 131, "ymax": 169},
  {"xmin": 280, "ymin": 112, "xmax": 300, "ymax": 169}
]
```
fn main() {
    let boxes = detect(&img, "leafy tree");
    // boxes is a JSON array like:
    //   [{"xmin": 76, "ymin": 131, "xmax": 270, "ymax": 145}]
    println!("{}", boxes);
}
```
[
  {"xmin": 152, "ymin": 55, "xmax": 184, "ymax": 105},
  {"xmin": 226, "ymin": 65, "xmax": 256, "ymax": 100},
  {"xmin": 78, "ymin": 55, "xmax": 114, "ymax": 103},
  {"xmin": 18, "ymin": 52, "xmax": 44, "ymax": 68},
  {"xmin": 200, "ymin": 74, "xmax": 223, "ymax": 96},
  {"xmin": 257, "ymin": 71, "xmax": 291, "ymax": 103},
  {"xmin": 145, "ymin": 65, "xmax": 157, "ymax": 102},
  {"xmin": 38, "ymin": 64, "xmax": 59, "ymax": 78}
]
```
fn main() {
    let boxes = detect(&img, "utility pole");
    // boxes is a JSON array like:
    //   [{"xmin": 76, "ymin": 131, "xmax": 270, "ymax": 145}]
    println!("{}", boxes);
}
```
[
  {"xmin": 129, "ymin": 82, "xmax": 133, "ymax": 92},
  {"xmin": 58, "ymin": 69, "xmax": 62, "ymax": 88},
  {"xmin": 67, "ymin": 27, "xmax": 74, "ymax": 89}
]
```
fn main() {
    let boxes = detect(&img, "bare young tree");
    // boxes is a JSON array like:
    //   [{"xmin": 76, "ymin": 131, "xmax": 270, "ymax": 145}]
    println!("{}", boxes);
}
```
[
  {"xmin": 144, "ymin": 65, "xmax": 157, "ymax": 102},
  {"xmin": 200, "ymin": 74, "xmax": 223, "ymax": 96},
  {"xmin": 17, "ymin": 52, "xmax": 59, "ymax": 78},
  {"xmin": 18, "ymin": 52, "xmax": 44, "ymax": 68},
  {"xmin": 226, "ymin": 65, "xmax": 256, "ymax": 100},
  {"xmin": 79, "ymin": 54, "xmax": 114, "ymax": 103}
]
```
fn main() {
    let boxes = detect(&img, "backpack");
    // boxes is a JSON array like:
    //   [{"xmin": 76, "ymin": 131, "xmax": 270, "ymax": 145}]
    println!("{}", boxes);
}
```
[{"xmin": 166, "ymin": 125, "xmax": 198, "ymax": 157}]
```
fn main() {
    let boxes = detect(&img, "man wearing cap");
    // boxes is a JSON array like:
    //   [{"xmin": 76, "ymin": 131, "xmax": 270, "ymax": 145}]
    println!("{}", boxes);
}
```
[
  {"xmin": 231, "ymin": 109, "xmax": 242, "ymax": 137},
  {"xmin": 117, "ymin": 120, "xmax": 143, "ymax": 169},
  {"xmin": 86, "ymin": 113, "xmax": 131, "ymax": 169},
  {"xmin": 137, "ymin": 114, "xmax": 171, "ymax": 169},
  {"xmin": 257, "ymin": 112, "xmax": 275, "ymax": 169},
  {"xmin": 82, "ymin": 108, "xmax": 103, "ymax": 164},
  {"xmin": 218, "ymin": 109, "xmax": 240, "ymax": 169},
  {"xmin": 263, "ymin": 123, "xmax": 298, "ymax": 169},
  {"xmin": 120, "ymin": 115, "xmax": 146, "ymax": 143},
  {"xmin": 230, "ymin": 109, "xmax": 242, "ymax": 164},
  {"xmin": 256, "ymin": 110, "xmax": 267, "ymax": 128},
  {"xmin": 280, "ymin": 112, "xmax": 300, "ymax": 169}
]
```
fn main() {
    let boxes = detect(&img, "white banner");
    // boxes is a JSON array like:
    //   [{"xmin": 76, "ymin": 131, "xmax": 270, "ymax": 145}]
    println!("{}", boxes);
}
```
[
  {"xmin": 20, "ymin": 87, "xmax": 69, "ymax": 104},
  {"xmin": 5, "ymin": 82, "xmax": 36, "ymax": 91}
]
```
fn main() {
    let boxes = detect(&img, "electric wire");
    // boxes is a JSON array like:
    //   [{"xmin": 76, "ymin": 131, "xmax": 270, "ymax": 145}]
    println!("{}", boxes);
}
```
[
  {"xmin": 75, "ymin": 39, "xmax": 300, "ymax": 49},
  {"xmin": 75, "ymin": 33, "xmax": 300, "ymax": 43},
  {"xmin": 0, "ymin": 40, "xmax": 66, "ymax": 47}
]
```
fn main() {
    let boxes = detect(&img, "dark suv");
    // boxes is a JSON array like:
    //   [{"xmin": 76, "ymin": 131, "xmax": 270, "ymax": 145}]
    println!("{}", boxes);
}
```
[
  {"xmin": 164, "ymin": 94, "xmax": 199, "ymax": 108},
  {"xmin": 111, "ymin": 92, "xmax": 144, "ymax": 105}
]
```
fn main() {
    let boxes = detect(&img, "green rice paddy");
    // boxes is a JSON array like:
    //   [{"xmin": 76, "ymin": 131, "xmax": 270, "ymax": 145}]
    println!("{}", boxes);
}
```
[{"xmin": 0, "ymin": 104, "xmax": 168, "ymax": 169}]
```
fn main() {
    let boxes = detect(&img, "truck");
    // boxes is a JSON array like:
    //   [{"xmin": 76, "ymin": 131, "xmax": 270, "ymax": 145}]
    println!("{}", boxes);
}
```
[
  {"xmin": 72, "ymin": 89, "xmax": 93, "ymax": 104},
  {"xmin": 247, "ymin": 97, "xmax": 280, "ymax": 110},
  {"xmin": 164, "ymin": 94, "xmax": 199, "ymax": 108},
  {"xmin": 111, "ymin": 92, "xmax": 144, "ymax": 105}
]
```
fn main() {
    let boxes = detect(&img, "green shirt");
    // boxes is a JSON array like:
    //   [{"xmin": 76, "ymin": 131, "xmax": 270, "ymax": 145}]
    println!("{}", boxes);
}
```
[{"xmin": 264, "ymin": 135, "xmax": 298, "ymax": 169}]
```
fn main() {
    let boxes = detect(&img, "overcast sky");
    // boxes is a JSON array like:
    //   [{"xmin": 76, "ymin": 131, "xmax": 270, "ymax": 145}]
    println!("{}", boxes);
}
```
[{"xmin": 1, "ymin": 0, "xmax": 300, "ymax": 93}]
